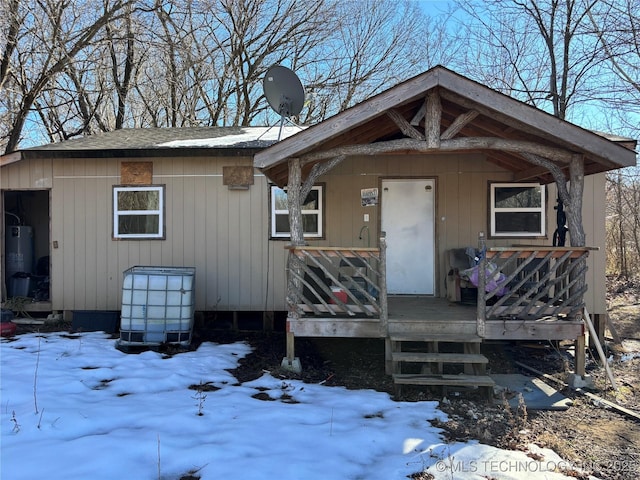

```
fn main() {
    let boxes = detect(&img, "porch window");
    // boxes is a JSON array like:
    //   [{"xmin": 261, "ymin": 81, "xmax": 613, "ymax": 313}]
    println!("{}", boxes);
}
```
[
  {"xmin": 113, "ymin": 186, "xmax": 165, "ymax": 239},
  {"xmin": 490, "ymin": 183, "xmax": 546, "ymax": 237},
  {"xmin": 270, "ymin": 185, "xmax": 324, "ymax": 239}
]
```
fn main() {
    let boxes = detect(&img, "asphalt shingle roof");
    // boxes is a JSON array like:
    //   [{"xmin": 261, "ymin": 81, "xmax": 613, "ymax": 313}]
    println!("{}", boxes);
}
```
[{"xmin": 25, "ymin": 126, "xmax": 300, "ymax": 152}]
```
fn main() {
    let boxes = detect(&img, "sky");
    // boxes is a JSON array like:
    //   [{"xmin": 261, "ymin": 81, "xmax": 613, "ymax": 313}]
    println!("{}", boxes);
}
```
[{"xmin": 1, "ymin": 331, "xmax": 598, "ymax": 480}]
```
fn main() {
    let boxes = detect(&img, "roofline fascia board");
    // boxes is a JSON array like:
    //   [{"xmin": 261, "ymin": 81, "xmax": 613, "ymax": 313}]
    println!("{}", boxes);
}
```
[
  {"xmin": 0, "ymin": 151, "xmax": 24, "ymax": 167},
  {"xmin": 1, "ymin": 147, "xmax": 263, "ymax": 163}
]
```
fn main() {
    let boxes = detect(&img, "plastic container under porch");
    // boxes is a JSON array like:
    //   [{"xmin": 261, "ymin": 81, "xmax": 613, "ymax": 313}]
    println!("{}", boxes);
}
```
[{"xmin": 118, "ymin": 266, "xmax": 195, "ymax": 347}]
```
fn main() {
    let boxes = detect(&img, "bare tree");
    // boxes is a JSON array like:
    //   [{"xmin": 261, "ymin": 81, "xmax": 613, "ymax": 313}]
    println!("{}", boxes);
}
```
[
  {"xmin": 0, "ymin": 0, "xmax": 145, "ymax": 153},
  {"xmin": 0, "ymin": 0, "xmax": 20, "ymax": 90},
  {"xmin": 588, "ymin": 0, "xmax": 640, "ymax": 101},
  {"xmin": 107, "ymin": 2, "xmax": 136, "ymax": 130},
  {"xmin": 586, "ymin": 0, "xmax": 640, "ymax": 144},
  {"xmin": 299, "ymin": 0, "xmax": 435, "ymax": 124},
  {"xmin": 455, "ymin": 0, "xmax": 608, "ymax": 120},
  {"xmin": 606, "ymin": 170, "xmax": 640, "ymax": 278},
  {"xmin": 32, "ymin": 4, "xmax": 139, "ymax": 140},
  {"xmin": 588, "ymin": 1, "xmax": 640, "ymax": 277},
  {"xmin": 206, "ymin": 0, "xmax": 333, "ymax": 126},
  {"xmin": 1, "ymin": 0, "xmax": 437, "ymax": 152}
]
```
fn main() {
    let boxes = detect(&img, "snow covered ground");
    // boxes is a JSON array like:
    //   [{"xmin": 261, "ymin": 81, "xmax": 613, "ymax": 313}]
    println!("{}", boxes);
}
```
[{"xmin": 1, "ymin": 332, "xmax": 591, "ymax": 479}]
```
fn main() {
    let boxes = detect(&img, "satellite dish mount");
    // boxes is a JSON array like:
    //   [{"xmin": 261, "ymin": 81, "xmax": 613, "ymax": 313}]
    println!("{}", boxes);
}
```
[{"xmin": 263, "ymin": 65, "xmax": 305, "ymax": 140}]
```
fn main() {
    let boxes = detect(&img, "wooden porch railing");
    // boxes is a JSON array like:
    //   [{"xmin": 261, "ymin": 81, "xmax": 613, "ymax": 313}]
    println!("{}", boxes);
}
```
[
  {"xmin": 285, "ymin": 234, "xmax": 593, "ymax": 342},
  {"xmin": 286, "ymin": 236, "xmax": 388, "ymax": 330},
  {"xmin": 475, "ymin": 239, "xmax": 594, "ymax": 336}
]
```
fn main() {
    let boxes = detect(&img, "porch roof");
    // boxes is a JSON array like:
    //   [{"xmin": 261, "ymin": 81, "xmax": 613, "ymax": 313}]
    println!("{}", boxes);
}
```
[{"xmin": 254, "ymin": 66, "xmax": 637, "ymax": 187}]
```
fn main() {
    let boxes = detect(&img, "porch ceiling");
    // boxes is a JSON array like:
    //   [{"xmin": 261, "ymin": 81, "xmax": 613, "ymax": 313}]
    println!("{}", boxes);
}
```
[{"xmin": 254, "ymin": 66, "xmax": 637, "ymax": 187}]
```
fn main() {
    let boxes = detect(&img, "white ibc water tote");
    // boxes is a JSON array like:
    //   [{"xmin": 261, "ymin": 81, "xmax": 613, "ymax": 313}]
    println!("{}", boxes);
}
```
[{"xmin": 118, "ymin": 266, "xmax": 196, "ymax": 349}]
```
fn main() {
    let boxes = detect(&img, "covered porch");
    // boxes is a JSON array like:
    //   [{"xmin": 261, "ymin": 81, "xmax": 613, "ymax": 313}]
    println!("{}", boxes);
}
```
[
  {"xmin": 286, "ymin": 241, "xmax": 589, "ymax": 387},
  {"xmin": 254, "ymin": 66, "xmax": 636, "ymax": 390}
]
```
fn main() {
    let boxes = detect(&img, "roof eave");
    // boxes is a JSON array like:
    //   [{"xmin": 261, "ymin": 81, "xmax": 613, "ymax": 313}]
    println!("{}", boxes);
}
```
[
  {"xmin": 1, "ymin": 146, "xmax": 264, "ymax": 163},
  {"xmin": 253, "ymin": 67, "xmax": 443, "ymax": 169},
  {"xmin": 0, "ymin": 151, "xmax": 23, "ymax": 167},
  {"xmin": 254, "ymin": 66, "xmax": 637, "ymax": 172}
]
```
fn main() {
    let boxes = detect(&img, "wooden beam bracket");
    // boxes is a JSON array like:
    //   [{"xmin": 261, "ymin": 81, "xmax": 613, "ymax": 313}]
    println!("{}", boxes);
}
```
[
  {"xmin": 441, "ymin": 110, "xmax": 479, "ymax": 140},
  {"xmin": 386, "ymin": 109, "xmax": 425, "ymax": 140}
]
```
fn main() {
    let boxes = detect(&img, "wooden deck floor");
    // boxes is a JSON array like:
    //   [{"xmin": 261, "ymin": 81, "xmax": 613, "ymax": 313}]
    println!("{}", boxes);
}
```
[
  {"xmin": 388, "ymin": 296, "xmax": 476, "ymax": 321},
  {"xmin": 387, "ymin": 296, "xmax": 478, "ymax": 337},
  {"xmin": 291, "ymin": 295, "xmax": 584, "ymax": 341}
]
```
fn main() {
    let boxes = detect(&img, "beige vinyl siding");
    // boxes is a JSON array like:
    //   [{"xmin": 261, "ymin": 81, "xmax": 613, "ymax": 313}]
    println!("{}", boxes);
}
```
[
  {"xmin": 313, "ymin": 153, "xmax": 606, "ymax": 313},
  {"xmin": 1, "ymin": 152, "xmax": 608, "ymax": 315},
  {"xmin": 582, "ymin": 173, "xmax": 607, "ymax": 314},
  {"xmin": 2, "ymin": 155, "xmax": 287, "ymax": 312},
  {"xmin": 543, "ymin": 176, "xmax": 606, "ymax": 313},
  {"xmin": 1, "ymin": 158, "xmax": 54, "ymax": 188},
  {"xmin": 52, "ymin": 157, "xmax": 121, "ymax": 311},
  {"xmin": 312, "ymin": 153, "xmax": 511, "ymax": 290},
  {"xmin": 313, "ymin": 153, "xmax": 511, "ymax": 249}
]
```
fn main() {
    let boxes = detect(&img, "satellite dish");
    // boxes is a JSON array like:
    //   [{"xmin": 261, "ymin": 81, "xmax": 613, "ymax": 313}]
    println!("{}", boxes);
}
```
[{"xmin": 263, "ymin": 65, "xmax": 305, "ymax": 140}]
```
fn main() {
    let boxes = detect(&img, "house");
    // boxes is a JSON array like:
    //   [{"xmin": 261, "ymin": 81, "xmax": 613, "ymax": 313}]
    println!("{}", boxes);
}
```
[
  {"xmin": 1, "ymin": 126, "xmax": 302, "ymax": 328},
  {"xmin": 2, "ymin": 66, "xmax": 636, "ymax": 391}
]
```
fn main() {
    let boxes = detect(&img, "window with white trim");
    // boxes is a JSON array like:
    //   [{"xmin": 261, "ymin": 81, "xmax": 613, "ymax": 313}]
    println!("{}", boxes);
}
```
[
  {"xmin": 490, "ymin": 183, "xmax": 546, "ymax": 237},
  {"xmin": 113, "ymin": 186, "xmax": 165, "ymax": 239},
  {"xmin": 270, "ymin": 185, "xmax": 324, "ymax": 239}
]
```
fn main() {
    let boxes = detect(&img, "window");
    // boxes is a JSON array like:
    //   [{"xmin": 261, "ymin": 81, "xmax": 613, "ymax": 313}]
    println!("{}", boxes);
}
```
[
  {"xmin": 490, "ymin": 183, "xmax": 545, "ymax": 237},
  {"xmin": 270, "ymin": 185, "xmax": 324, "ymax": 239},
  {"xmin": 113, "ymin": 186, "xmax": 165, "ymax": 239}
]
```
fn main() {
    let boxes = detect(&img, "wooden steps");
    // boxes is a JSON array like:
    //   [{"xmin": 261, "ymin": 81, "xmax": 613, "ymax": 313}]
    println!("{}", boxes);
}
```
[
  {"xmin": 392, "ymin": 352, "xmax": 488, "ymax": 364},
  {"xmin": 388, "ymin": 333, "xmax": 495, "ymax": 397},
  {"xmin": 390, "ymin": 333, "xmax": 482, "ymax": 343},
  {"xmin": 393, "ymin": 374, "xmax": 495, "ymax": 387}
]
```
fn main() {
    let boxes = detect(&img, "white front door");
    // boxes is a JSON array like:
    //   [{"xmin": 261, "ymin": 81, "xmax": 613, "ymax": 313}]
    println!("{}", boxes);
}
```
[{"xmin": 381, "ymin": 179, "xmax": 435, "ymax": 295}]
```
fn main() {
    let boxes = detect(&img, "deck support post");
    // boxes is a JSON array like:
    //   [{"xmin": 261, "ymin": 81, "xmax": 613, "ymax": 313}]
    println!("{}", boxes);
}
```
[
  {"xmin": 574, "ymin": 333, "xmax": 586, "ymax": 377},
  {"xmin": 379, "ymin": 234, "xmax": 388, "ymax": 335},
  {"xmin": 385, "ymin": 338, "xmax": 395, "ymax": 375},
  {"xmin": 476, "ymin": 232, "xmax": 486, "ymax": 338},
  {"xmin": 589, "ymin": 313, "xmax": 606, "ymax": 348},
  {"xmin": 378, "ymin": 233, "xmax": 392, "ymax": 374},
  {"xmin": 281, "ymin": 326, "xmax": 301, "ymax": 373}
]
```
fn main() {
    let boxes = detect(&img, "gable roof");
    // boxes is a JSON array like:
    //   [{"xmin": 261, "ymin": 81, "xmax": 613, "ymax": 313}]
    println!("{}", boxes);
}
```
[
  {"xmin": 254, "ymin": 66, "xmax": 637, "ymax": 186},
  {"xmin": 1, "ymin": 126, "xmax": 304, "ymax": 166}
]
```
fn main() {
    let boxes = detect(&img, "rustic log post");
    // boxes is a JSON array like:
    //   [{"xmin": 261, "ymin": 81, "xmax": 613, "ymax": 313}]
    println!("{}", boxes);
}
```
[
  {"xmin": 425, "ymin": 90, "xmax": 441, "ymax": 148},
  {"xmin": 522, "ymin": 152, "xmax": 588, "ymax": 319},
  {"xmin": 387, "ymin": 109, "xmax": 424, "ymax": 140},
  {"xmin": 283, "ymin": 158, "xmax": 305, "ymax": 372},
  {"xmin": 476, "ymin": 232, "xmax": 486, "ymax": 337},
  {"xmin": 566, "ymin": 155, "xmax": 586, "ymax": 247},
  {"xmin": 567, "ymin": 155, "xmax": 588, "ymax": 314}
]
